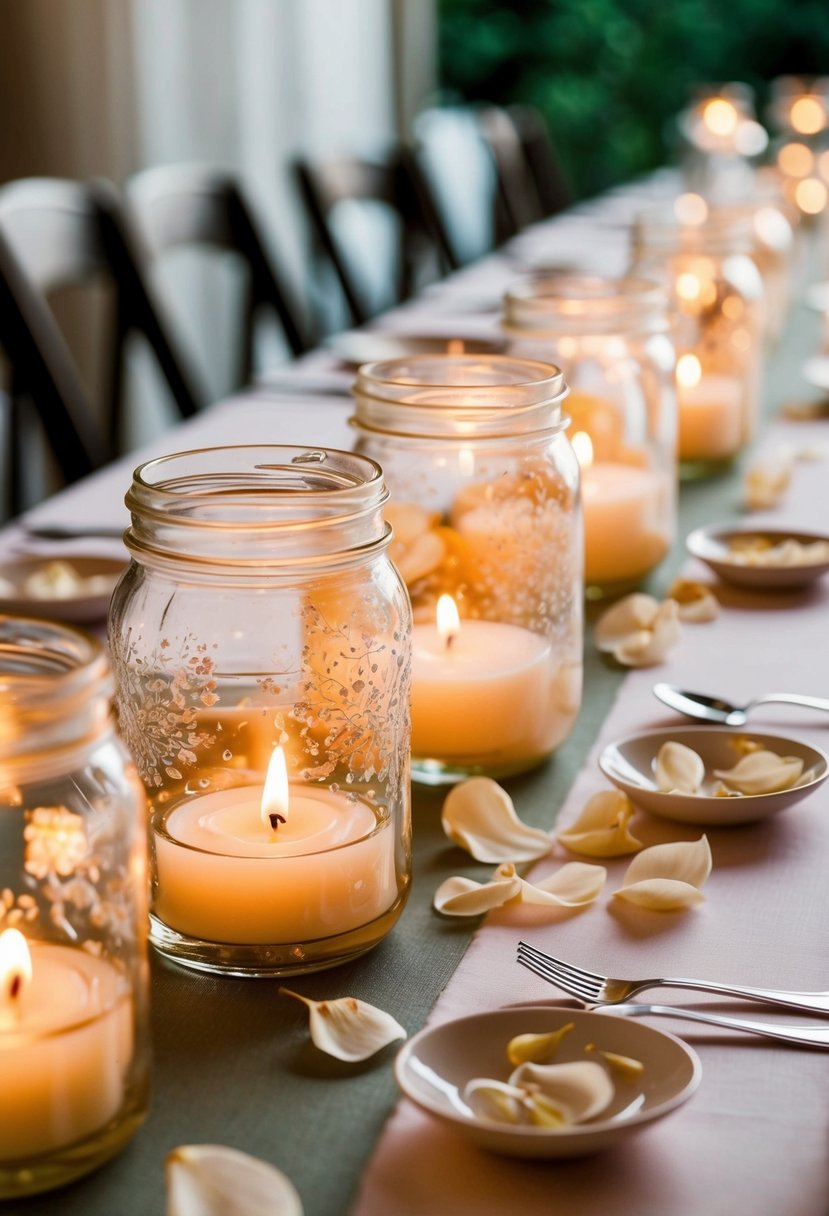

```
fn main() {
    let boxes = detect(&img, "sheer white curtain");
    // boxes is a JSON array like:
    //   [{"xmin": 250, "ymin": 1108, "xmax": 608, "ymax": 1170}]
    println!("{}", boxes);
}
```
[{"xmin": 0, "ymin": 0, "xmax": 436, "ymax": 460}]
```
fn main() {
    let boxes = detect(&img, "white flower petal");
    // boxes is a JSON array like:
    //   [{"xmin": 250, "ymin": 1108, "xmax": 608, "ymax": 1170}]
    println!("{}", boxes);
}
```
[
  {"xmin": 464, "ymin": 1078, "xmax": 528, "ymax": 1125},
  {"xmin": 557, "ymin": 790, "xmax": 643, "ymax": 857},
  {"xmin": 432, "ymin": 873, "xmax": 521, "ymax": 916},
  {"xmin": 621, "ymin": 835, "xmax": 712, "ymax": 891},
  {"xmin": 441, "ymin": 777, "xmax": 553, "ymax": 863},
  {"xmin": 613, "ymin": 878, "xmax": 707, "ymax": 910},
  {"xmin": 508, "ymin": 1060, "xmax": 615, "ymax": 1124},
  {"xmin": 612, "ymin": 599, "xmax": 681, "ymax": 667},
  {"xmin": 594, "ymin": 594, "xmax": 660, "ymax": 652},
  {"xmin": 508, "ymin": 861, "xmax": 607, "ymax": 908},
  {"xmin": 713, "ymin": 750, "xmax": 804, "ymax": 795},
  {"xmin": 166, "ymin": 1145, "xmax": 303, "ymax": 1216},
  {"xmin": 655, "ymin": 741, "xmax": 705, "ymax": 793},
  {"xmin": 279, "ymin": 988, "xmax": 406, "ymax": 1062},
  {"xmin": 668, "ymin": 578, "xmax": 720, "ymax": 622}
]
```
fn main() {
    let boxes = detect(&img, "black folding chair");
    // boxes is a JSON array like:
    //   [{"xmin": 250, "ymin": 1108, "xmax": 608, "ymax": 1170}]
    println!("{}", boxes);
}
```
[
  {"xmin": 126, "ymin": 165, "xmax": 311, "ymax": 385},
  {"xmin": 0, "ymin": 176, "xmax": 203, "ymax": 516},
  {"xmin": 293, "ymin": 146, "xmax": 456, "ymax": 329}
]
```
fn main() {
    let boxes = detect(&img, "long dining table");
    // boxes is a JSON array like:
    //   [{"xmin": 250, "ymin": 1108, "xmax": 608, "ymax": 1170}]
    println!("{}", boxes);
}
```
[{"xmin": 5, "ymin": 168, "xmax": 829, "ymax": 1216}]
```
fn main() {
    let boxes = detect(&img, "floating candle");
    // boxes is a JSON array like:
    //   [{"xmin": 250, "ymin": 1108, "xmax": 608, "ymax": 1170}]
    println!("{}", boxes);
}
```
[
  {"xmin": 153, "ymin": 747, "xmax": 397, "ymax": 944},
  {"xmin": 410, "ymin": 596, "xmax": 572, "ymax": 774},
  {"xmin": 676, "ymin": 354, "xmax": 743, "ymax": 461},
  {"xmin": 0, "ymin": 929, "xmax": 132, "ymax": 1162}
]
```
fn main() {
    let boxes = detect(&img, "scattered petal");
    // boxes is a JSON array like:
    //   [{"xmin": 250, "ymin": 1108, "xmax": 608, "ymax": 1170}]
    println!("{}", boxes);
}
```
[
  {"xmin": 614, "ymin": 836, "xmax": 712, "ymax": 910},
  {"xmin": 743, "ymin": 452, "xmax": 793, "ymax": 510},
  {"xmin": 166, "ymin": 1145, "xmax": 303, "ymax": 1216},
  {"xmin": 594, "ymin": 594, "xmax": 660, "ymax": 652},
  {"xmin": 557, "ymin": 790, "xmax": 643, "ymax": 857},
  {"xmin": 433, "ymin": 872, "xmax": 522, "ymax": 917},
  {"xmin": 509, "ymin": 1060, "xmax": 615, "ymax": 1125},
  {"xmin": 655, "ymin": 741, "xmax": 705, "ymax": 793},
  {"xmin": 441, "ymin": 777, "xmax": 553, "ymax": 863},
  {"xmin": 612, "ymin": 600, "xmax": 681, "ymax": 667},
  {"xmin": 667, "ymin": 578, "xmax": 720, "ymax": 622},
  {"xmin": 507, "ymin": 1024, "xmax": 575, "ymax": 1066},
  {"xmin": 498, "ymin": 861, "xmax": 607, "ymax": 908},
  {"xmin": 713, "ymin": 750, "xmax": 804, "ymax": 795},
  {"xmin": 585, "ymin": 1045, "xmax": 645, "ymax": 1080},
  {"xmin": 279, "ymin": 988, "xmax": 406, "ymax": 1062}
]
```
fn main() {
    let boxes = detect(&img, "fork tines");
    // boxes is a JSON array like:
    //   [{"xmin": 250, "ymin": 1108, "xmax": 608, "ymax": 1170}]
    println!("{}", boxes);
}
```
[{"xmin": 516, "ymin": 942, "xmax": 603, "ymax": 1003}]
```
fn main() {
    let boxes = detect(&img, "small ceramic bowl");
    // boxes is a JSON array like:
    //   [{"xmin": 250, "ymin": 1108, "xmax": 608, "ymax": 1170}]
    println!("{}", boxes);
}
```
[
  {"xmin": 599, "ymin": 726, "xmax": 829, "ymax": 826},
  {"xmin": 394, "ymin": 1005, "xmax": 701, "ymax": 1159},
  {"xmin": 0, "ymin": 555, "xmax": 126, "ymax": 624},
  {"xmin": 686, "ymin": 525, "xmax": 829, "ymax": 590}
]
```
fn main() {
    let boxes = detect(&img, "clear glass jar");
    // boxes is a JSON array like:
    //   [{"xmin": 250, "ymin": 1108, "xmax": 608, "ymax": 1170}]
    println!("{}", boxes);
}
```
[
  {"xmin": 108, "ymin": 446, "xmax": 411, "ymax": 978},
  {"xmin": 630, "ymin": 206, "xmax": 765, "ymax": 479},
  {"xmin": 0, "ymin": 617, "xmax": 149, "ymax": 1200},
  {"xmin": 352, "ymin": 354, "xmax": 582, "ymax": 785},
  {"xmin": 503, "ymin": 275, "xmax": 676, "ymax": 599}
]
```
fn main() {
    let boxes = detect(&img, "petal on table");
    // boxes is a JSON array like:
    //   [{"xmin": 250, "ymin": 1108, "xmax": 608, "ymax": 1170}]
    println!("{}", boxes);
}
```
[
  {"xmin": 593, "ymin": 593, "xmax": 660, "ymax": 652},
  {"xmin": 441, "ymin": 777, "xmax": 553, "ymax": 863},
  {"xmin": 557, "ymin": 790, "xmax": 643, "ymax": 857},
  {"xmin": 279, "ymin": 988, "xmax": 406, "ymax": 1061},
  {"xmin": 621, "ymin": 835, "xmax": 712, "ymax": 891},
  {"xmin": 433, "ymin": 873, "xmax": 522, "ymax": 917},
  {"xmin": 613, "ymin": 877, "xmax": 708, "ymax": 910},
  {"xmin": 503, "ymin": 861, "xmax": 607, "ymax": 907},
  {"xmin": 166, "ymin": 1145, "xmax": 304, "ymax": 1216},
  {"xmin": 612, "ymin": 600, "xmax": 681, "ymax": 667},
  {"xmin": 667, "ymin": 578, "xmax": 720, "ymax": 622}
]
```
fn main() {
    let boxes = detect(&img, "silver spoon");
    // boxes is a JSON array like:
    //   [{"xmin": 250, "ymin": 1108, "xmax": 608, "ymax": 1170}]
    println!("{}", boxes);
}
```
[{"xmin": 653, "ymin": 683, "xmax": 829, "ymax": 726}]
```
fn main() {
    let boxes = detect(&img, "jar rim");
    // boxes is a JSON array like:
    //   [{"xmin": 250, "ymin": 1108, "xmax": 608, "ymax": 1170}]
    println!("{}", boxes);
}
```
[
  {"xmin": 356, "ymin": 352, "xmax": 566, "ymax": 396},
  {"xmin": 503, "ymin": 274, "xmax": 668, "ymax": 334}
]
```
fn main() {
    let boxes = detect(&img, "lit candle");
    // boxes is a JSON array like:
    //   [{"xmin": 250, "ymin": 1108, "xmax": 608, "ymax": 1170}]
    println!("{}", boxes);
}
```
[
  {"xmin": 410, "ymin": 595, "xmax": 573, "ymax": 770},
  {"xmin": 0, "ymin": 928, "xmax": 133, "ymax": 1161},
  {"xmin": 675, "ymin": 353, "xmax": 743, "ymax": 461},
  {"xmin": 571, "ymin": 432, "xmax": 670, "ymax": 587},
  {"xmin": 153, "ymin": 747, "xmax": 397, "ymax": 944}
]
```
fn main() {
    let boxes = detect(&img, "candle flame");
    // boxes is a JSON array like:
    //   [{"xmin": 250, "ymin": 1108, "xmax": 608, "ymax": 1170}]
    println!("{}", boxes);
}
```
[
  {"xmin": 261, "ymin": 746, "xmax": 289, "ymax": 832},
  {"xmin": 436, "ymin": 594, "xmax": 460, "ymax": 648},
  {"xmin": 676, "ymin": 353, "xmax": 702, "ymax": 389},
  {"xmin": 676, "ymin": 272, "xmax": 702, "ymax": 303},
  {"xmin": 790, "ymin": 95, "xmax": 826, "ymax": 136},
  {"xmin": 571, "ymin": 430, "xmax": 594, "ymax": 470},
  {"xmin": 0, "ymin": 928, "xmax": 32, "ymax": 1006},
  {"xmin": 795, "ymin": 177, "xmax": 828, "ymax": 215},
  {"xmin": 777, "ymin": 141, "xmax": 813, "ymax": 178}
]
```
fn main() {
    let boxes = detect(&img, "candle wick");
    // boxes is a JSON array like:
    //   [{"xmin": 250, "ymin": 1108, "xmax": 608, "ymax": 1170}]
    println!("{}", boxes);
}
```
[
  {"xmin": 269, "ymin": 812, "xmax": 287, "ymax": 831},
  {"xmin": 8, "ymin": 973, "xmax": 21, "ymax": 1001},
  {"xmin": 445, "ymin": 632, "xmax": 456, "ymax": 652}
]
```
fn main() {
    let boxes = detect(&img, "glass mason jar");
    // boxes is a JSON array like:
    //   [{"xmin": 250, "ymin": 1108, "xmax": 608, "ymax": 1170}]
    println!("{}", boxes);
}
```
[
  {"xmin": 630, "ymin": 205, "xmax": 765, "ymax": 479},
  {"xmin": 0, "ymin": 617, "xmax": 149, "ymax": 1200},
  {"xmin": 108, "ymin": 446, "xmax": 411, "ymax": 979},
  {"xmin": 352, "ymin": 354, "xmax": 582, "ymax": 785},
  {"xmin": 503, "ymin": 275, "xmax": 677, "ymax": 600}
]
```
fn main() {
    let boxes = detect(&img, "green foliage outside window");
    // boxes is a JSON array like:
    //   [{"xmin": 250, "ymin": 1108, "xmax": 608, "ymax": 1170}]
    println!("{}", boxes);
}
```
[{"xmin": 438, "ymin": 0, "xmax": 829, "ymax": 198}]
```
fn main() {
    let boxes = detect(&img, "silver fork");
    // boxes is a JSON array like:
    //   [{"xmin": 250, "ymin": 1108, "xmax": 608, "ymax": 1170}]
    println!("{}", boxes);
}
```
[{"xmin": 516, "ymin": 941, "xmax": 829, "ymax": 1015}]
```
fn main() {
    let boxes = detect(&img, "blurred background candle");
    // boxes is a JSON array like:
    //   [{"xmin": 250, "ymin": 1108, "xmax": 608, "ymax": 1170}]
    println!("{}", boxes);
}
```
[
  {"xmin": 675, "ymin": 352, "xmax": 743, "ymax": 463},
  {"xmin": 410, "ymin": 595, "xmax": 574, "ymax": 779},
  {"xmin": 153, "ymin": 747, "xmax": 397, "ymax": 944},
  {"xmin": 351, "ymin": 355, "xmax": 583, "ymax": 782},
  {"xmin": 0, "ymin": 930, "xmax": 133, "ymax": 1163},
  {"xmin": 503, "ymin": 276, "xmax": 676, "ymax": 597},
  {"xmin": 571, "ymin": 432, "xmax": 671, "ymax": 590}
]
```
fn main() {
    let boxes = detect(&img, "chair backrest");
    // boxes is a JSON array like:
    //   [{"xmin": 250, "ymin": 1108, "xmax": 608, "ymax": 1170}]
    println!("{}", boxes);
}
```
[
  {"xmin": 293, "ymin": 147, "xmax": 455, "ymax": 329},
  {"xmin": 476, "ymin": 104, "xmax": 545, "ymax": 238},
  {"xmin": 507, "ymin": 105, "xmax": 573, "ymax": 219},
  {"xmin": 0, "ymin": 177, "xmax": 203, "ymax": 515},
  {"xmin": 126, "ymin": 165, "xmax": 310, "ymax": 385},
  {"xmin": 410, "ymin": 106, "xmax": 502, "ymax": 268}
]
